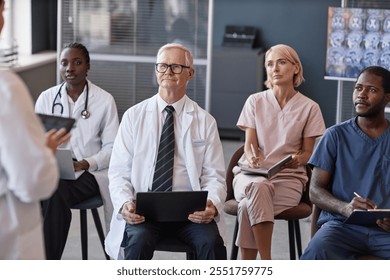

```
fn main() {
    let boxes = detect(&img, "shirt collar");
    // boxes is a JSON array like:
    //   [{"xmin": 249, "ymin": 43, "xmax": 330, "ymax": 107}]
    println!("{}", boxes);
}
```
[{"xmin": 157, "ymin": 94, "xmax": 185, "ymax": 116}]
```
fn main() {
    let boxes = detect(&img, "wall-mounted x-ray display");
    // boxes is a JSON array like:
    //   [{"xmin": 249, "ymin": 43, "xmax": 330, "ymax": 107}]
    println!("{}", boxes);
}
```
[{"xmin": 325, "ymin": 6, "xmax": 390, "ymax": 80}]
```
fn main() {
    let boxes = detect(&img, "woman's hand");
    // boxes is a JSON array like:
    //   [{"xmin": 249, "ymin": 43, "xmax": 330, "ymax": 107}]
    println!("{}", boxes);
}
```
[
  {"xmin": 45, "ymin": 128, "xmax": 71, "ymax": 154},
  {"xmin": 283, "ymin": 152, "xmax": 301, "ymax": 169},
  {"xmin": 248, "ymin": 154, "xmax": 262, "ymax": 168},
  {"xmin": 245, "ymin": 143, "xmax": 264, "ymax": 168}
]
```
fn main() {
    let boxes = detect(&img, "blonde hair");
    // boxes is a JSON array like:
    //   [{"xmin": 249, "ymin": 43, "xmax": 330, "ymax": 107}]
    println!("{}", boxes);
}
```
[
  {"xmin": 264, "ymin": 44, "xmax": 305, "ymax": 89},
  {"xmin": 156, "ymin": 43, "xmax": 194, "ymax": 68}
]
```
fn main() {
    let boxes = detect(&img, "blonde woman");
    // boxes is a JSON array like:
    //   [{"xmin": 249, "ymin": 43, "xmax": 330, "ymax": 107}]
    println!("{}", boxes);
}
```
[{"xmin": 233, "ymin": 44, "xmax": 325, "ymax": 259}]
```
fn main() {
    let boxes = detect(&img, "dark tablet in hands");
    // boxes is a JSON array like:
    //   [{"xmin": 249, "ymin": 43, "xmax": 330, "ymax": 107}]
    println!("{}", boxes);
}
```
[
  {"xmin": 136, "ymin": 191, "xmax": 208, "ymax": 222},
  {"xmin": 37, "ymin": 113, "xmax": 75, "ymax": 133},
  {"xmin": 344, "ymin": 209, "xmax": 390, "ymax": 226}
]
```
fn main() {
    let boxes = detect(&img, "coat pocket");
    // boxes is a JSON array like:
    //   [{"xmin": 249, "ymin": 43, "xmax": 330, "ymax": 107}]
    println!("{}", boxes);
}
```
[{"xmin": 192, "ymin": 139, "xmax": 206, "ymax": 174}]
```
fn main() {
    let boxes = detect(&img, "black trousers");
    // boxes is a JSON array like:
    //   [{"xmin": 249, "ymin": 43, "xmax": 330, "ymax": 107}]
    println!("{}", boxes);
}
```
[
  {"xmin": 41, "ymin": 171, "xmax": 100, "ymax": 260},
  {"xmin": 122, "ymin": 220, "xmax": 227, "ymax": 260}
]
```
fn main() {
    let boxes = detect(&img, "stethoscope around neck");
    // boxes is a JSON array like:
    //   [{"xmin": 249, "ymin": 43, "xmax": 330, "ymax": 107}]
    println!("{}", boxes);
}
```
[{"xmin": 52, "ymin": 82, "xmax": 90, "ymax": 119}]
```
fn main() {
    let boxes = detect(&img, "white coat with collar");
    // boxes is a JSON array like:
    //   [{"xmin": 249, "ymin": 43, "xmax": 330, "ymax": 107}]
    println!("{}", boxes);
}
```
[
  {"xmin": 34, "ymin": 80, "xmax": 119, "ymax": 231},
  {"xmin": 0, "ymin": 71, "xmax": 59, "ymax": 259},
  {"xmin": 105, "ymin": 94, "xmax": 227, "ymax": 259}
]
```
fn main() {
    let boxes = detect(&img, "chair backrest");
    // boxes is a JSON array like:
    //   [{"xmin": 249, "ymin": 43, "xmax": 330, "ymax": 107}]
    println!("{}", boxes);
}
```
[
  {"xmin": 225, "ymin": 145, "xmax": 244, "ymax": 202},
  {"xmin": 155, "ymin": 237, "xmax": 196, "ymax": 259},
  {"xmin": 301, "ymin": 166, "xmax": 312, "ymax": 206}
]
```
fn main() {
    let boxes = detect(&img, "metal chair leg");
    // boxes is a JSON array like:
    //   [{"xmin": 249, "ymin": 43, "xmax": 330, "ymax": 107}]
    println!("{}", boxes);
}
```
[
  {"xmin": 230, "ymin": 218, "xmax": 239, "ymax": 260},
  {"xmin": 186, "ymin": 251, "xmax": 196, "ymax": 260},
  {"xmin": 79, "ymin": 209, "xmax": 88, "ymax": 260},
  {"xmin": 91, "ymin": 208, "xmax": 110, "ymax": 260},
  {"xmin": 294, "ymin": 220, "xmax": 303, "ymax": 258},
  {"xmin": 287, "ymin": 220, "xmax": 296, "ymax": 260}
]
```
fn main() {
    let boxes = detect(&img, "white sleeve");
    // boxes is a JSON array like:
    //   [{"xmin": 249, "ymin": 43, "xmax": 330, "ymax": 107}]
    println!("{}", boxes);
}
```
[{"xmin": 0, "ymin": 71, "xmax": 58, "ymax": 203}]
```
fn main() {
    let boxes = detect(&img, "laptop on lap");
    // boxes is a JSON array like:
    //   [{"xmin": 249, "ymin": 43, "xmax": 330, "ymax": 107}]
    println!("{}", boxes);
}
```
[{"xmin": 55, "ymin": 149, "xmax": 84, "ymax": 180}]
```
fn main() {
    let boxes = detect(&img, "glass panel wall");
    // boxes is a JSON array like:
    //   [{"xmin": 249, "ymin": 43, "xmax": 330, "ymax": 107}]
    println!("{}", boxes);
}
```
[{"xmin": 59, "ymin": 0, "xmax": 210, "ymax": 119}]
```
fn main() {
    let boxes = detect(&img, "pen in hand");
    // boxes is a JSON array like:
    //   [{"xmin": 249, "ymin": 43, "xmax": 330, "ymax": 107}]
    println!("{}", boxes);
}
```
[
  {"xmin": 353, "ymin": 192, "xmax": 377, "ymax": 210},
  {"xmin": 353, "ymin": 192, "xmax": 362, "ymax": 198}
]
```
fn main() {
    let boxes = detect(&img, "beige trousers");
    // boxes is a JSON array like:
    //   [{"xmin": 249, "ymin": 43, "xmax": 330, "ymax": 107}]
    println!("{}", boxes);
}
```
[{"xmin": 233, "ymin": 172, "xmax": 303, "ymax": 249}]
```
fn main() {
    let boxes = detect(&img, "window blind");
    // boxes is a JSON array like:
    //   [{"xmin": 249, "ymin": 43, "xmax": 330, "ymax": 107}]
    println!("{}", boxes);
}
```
[{"xmin": 58, "ymin": 0, "xmax": 210, "ymax": 120}]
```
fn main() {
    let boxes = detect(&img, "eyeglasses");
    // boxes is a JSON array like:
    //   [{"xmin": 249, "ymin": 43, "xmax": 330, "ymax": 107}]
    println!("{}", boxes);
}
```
[{"xmin": 155, "ymin": 63, "xmax": 190, "ymax": 74}]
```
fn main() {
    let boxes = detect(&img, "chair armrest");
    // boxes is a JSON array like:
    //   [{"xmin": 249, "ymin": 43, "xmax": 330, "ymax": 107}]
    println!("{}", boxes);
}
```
[{"xmin": 223, "ymin": 199, "xmax": 239, "ymax": 216}]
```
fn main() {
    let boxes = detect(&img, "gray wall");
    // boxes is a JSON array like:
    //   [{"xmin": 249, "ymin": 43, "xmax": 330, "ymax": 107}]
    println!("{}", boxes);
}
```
[
  {"xmin": 213, "ymin": 0, "xmax": 341, "ymax": 127},
  {"xmin": 16, "ymin": 61, "xmax": 57, "ymax": 102}
]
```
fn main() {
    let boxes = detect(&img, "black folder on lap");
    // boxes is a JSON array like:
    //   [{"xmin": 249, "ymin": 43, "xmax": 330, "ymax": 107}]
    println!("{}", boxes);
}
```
[
  {"xmin": 344, "ymin": 209, "xmax": 390, "ymax": 226},
  {"xmin": 135, "ymin": 191, "xmax": 208, "ymax": 222}
]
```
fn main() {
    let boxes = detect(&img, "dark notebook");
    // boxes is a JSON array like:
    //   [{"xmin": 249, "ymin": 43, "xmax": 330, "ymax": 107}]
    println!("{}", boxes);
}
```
[
  {"xmin": 38, "ymin": 113, "xmax": 75, "ymax": 133},
  {"xmin": 344, "ymin": 209, "xmax": 390, "ymax": 226},
  {"xmin": 240, "ymin": 155, "xmax": 293, "ymax": 178},
  {"xmin": 135, "ymin": 191, "xmax": 208, "ymax": 222}
]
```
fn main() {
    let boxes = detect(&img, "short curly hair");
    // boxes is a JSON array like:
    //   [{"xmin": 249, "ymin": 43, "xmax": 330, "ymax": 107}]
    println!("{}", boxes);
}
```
[{"xmin": 358, "ymin": 66, "xmax": 390, "ymax": 94}]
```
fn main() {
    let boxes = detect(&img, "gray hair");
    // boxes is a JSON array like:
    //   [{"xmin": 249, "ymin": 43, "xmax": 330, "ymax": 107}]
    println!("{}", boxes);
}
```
[{"xmin": 156, "ymin": 43, "xmax": 194, "ymax": 68}]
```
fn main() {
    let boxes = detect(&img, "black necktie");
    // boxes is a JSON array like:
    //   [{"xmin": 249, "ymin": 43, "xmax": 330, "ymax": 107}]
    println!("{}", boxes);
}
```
[{"xmin": 152, "ymin": 105, "xmax": 175, "ymax": 192}]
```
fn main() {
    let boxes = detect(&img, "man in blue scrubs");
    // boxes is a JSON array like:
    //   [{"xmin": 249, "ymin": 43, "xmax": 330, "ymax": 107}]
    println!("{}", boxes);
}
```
[{"xmin": 301, "ymin": 66, "xmax": 390, "ymax": 259}]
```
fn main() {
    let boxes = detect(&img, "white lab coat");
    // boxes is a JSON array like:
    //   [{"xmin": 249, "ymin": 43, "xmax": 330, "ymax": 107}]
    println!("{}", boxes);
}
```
[
  {"xmin": 105, "ymin": 94, "xmax": 227, "ymax": 259},
  {"xmin": 34, "ymin": 80, "xmax": 119, "ymax": 232},
  {"xmin": 0, "ymin": 70, "xmax": 59, "ymax": 259}
]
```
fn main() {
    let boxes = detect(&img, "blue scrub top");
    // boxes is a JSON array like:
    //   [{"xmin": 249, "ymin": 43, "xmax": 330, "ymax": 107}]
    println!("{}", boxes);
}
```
[{"xmin": 309, "ymin": 117, "xmax": 390, "ymax": 225}]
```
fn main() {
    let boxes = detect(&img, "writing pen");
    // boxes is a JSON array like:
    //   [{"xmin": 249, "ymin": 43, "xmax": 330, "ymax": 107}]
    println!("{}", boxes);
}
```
[
  {"xmin": 353, "ymin": 192, "xmax": 362, "ymax": 198},
  {"xmin": 354, "ymin": 192, "xmax": 378, "ymax": 210}
]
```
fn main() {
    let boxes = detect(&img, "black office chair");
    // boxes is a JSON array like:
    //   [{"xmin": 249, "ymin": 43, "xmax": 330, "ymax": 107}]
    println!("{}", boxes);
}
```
[
  {"xmin": 70, "ymin": 194, "xmax": 110, "ymax": 260},
  {"xmin": 155, "ymin": 237, "xmax": 196, "ymax": 260}
]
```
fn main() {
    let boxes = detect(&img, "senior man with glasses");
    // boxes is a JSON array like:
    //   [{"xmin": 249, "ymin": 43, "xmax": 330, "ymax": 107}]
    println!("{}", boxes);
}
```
[{"xmin": 105, "ymin": 43, "xmax": 227, "ymax": 260}]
